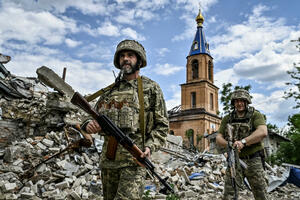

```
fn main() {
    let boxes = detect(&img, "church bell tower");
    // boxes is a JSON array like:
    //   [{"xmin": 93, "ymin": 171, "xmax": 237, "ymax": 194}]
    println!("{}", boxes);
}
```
[{"xmin": 168, "ymin": 9, "xmax": 221, "ymax": 151}]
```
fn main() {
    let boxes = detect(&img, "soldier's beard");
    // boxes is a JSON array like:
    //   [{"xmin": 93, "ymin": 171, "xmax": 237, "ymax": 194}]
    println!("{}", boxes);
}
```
[{"xmin": 121, "ymin": 62, "xmax": 139, "ymax": 75}]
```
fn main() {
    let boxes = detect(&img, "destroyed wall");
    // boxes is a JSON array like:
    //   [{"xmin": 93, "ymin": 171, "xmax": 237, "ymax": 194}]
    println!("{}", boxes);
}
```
[{"xmin": 0, "ymin": 60, "xmax": 89, "ymax": 147}]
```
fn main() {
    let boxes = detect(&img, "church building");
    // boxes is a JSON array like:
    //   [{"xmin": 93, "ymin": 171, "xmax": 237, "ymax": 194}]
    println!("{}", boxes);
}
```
[{"xmin": 168, "ymin": 10, "xmax": 221, "ymax": 151}]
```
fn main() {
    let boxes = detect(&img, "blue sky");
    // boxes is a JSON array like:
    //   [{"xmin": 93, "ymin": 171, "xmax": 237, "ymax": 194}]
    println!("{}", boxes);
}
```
[{"xmin": 0, "ymin": 0, "xmax": 299, "ymax": 128}]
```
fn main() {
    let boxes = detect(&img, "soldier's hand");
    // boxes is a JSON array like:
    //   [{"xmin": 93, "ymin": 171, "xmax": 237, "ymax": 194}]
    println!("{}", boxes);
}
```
[
  {"xmin": 86, "ymin": 120, "xmax": 101, "ymax": 134},
  {"xmin": 233, "ymin": 140, "xmax": 244, "ymax": 152},
  {"xmin": 133, "ymin": 147, "xmax": 151, "ymax": 168},
  {"xmin": 141, "ymin": 147, "xmax": 151, "ymax": 159}
]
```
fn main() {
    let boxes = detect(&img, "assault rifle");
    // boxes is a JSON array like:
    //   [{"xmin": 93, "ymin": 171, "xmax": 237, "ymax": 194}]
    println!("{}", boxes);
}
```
[
  {"xmin": 36, "ymin": 66, "xmax": 174, "ymax": 194},
  {"xmin": 227, "ymin": 124, "xmax": 251, "ymax": 200},
  {"xmin": 227, "ymin": 124, "xmax": 239, "ymax": 200}
]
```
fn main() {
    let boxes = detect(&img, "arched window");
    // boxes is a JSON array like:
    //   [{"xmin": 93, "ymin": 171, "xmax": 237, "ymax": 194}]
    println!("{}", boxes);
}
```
[
  {"xmin": 208, "ymin": 60, "xmax": 213, "ymax": 81},
  {"xmin": 185, "ymin": 129, "xmax": 194, "ymax": 147},
  {"xmin": 192, "ymin": 60, "xmax": 199, "ymax": 79},
  {"xmin": 193, "ymin": 41, "xmax": 198, "ymax": 50}
]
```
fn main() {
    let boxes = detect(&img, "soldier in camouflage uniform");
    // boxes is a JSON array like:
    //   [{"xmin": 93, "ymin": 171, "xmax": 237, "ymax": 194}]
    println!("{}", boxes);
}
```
[
  {"xmin": 216, "ymin": 89, "xmax": 269, "ymax": 200},
  {"xmin": 83, "ymin": 40, "xmax": 169, "ymax": 200}
]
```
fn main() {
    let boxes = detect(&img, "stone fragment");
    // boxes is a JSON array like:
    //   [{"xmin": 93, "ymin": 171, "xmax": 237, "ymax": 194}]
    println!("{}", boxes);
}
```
[
  {"xmin": 36, "ymin": 142, "xmax": 47, "ymax": 150},
  {"xmin": 42, "ymin": 138, "xmax": 54, "ymax": 147},
  {"xmin": 55, "ymin": 181, "xmax": 69, "ymax": 189},
  {"xmin": 70, "ymin": 191, "xmax": 81, "ymax": 200}
]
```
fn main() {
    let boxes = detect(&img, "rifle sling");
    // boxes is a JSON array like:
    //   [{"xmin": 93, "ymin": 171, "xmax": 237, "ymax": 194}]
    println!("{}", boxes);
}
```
[
  {"xmin": 137, "ymin": 76, "xmax": 145, "ymax": 151},
  {"xmin": 85, "ymin": 83, "xmax": 115, "ymax": 102}
]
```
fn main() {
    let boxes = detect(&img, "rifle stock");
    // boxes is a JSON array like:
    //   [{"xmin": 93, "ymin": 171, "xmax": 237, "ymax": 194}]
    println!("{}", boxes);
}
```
[{"xmin": 70, "ymin": 92, "xmax": 174, "ymax": 194}]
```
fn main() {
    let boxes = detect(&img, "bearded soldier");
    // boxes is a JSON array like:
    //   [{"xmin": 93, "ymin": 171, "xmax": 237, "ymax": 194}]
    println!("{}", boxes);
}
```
[
  {"xmin": 216, "ymin": 89, "xmax": 268, "ymax": 200},
  {"xmin": 82, "ymin": 40, "xmax": 169, "ymax": 200}
]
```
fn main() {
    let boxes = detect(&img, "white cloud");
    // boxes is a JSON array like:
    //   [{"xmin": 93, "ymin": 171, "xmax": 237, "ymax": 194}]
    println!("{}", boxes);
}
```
[
  {"xmin": 0, "ymin": 6, "xmax": 77, "ymax": 46},
  {"xmin": 136, "ymin": 0, "xmax": 170, "ymax": 10},
  {"xmin": 210, "ymin": 4, "xmax": 300, "ymax": 89},
  {"xmin": 214, "ymin": 68, "xmax": 239, "ymax": 88},
  {"xmin": 2, "ymin": 0, "xmax": 111, "ymax": 16},
  {"xmin": 166, "ymin": 85, "xmax": 181, "ymax": 110},
  {"xmin": 156, "ymin": 48, "xmax": 170, "ymax": 57},
  {"xmin": 153, "ymin": 63, "xmax": 184, "ymax": 75},
  {"xmin": 5, "ymin": 52, "xmax": 114, "ymax": 95},
  {"xmin": 172, "ymin": 14, "xmax": 195, "ymax": 42},
  {"xmin": 211, "ymin": 4, "xmax": 295, "ymax": 61},
  {"xmin": 121, "ymin": 28, "xmax": 146, "ymax": 41},
  {"xmin": 115, "ymin": 10, "xmax": 136, "ymax": 25},
  {"xmin": 251, "ymin": 91, "xmax": 298, "ymax": 127},
  {"xmin": 65, "ymin": 38, "xmax": 81, "ymax": 48},
  {"xmin": 97, "ymin": 21, "xmax": 120, "ymax": 37}
]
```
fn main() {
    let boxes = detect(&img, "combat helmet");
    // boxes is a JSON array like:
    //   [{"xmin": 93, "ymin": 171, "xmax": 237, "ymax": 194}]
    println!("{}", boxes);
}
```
[
  {"xmin": 230, "ymin": 89, "xmax": 252, "ymax": 105},
  {"xmin": 113, "ymin": 40, "xmax": 147, "ymax": 69}
]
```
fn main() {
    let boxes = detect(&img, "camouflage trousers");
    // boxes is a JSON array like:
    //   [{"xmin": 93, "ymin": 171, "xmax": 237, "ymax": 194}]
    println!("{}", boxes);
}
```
[
  {"xmin": 101, "ymin": 166, "xmax": 146, "ymax": 200},
  {"xmin": 223, "ymin": 156, "xmax": 268, "ymax": 200}
]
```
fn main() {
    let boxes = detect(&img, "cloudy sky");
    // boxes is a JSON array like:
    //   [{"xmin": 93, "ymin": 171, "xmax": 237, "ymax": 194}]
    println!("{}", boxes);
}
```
[{"xmin": 0, "ymin": 0, "xmax": 299, "ymax": 128}]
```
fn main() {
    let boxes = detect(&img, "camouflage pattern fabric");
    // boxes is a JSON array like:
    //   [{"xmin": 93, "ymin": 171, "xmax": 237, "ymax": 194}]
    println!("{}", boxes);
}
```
[
  {"xmin": 223, "ymin": 157, "xmax": 269, "ymax": 200},
  {"xmin": 102, "ymin": 166, "xmax": 146, "ymax": 200},
  {"xmin": 230, "ymin": 89, "xmax": 252, "ymax": 104},
  {"xmin": 97, "ymin": 75, "xmax": 169, "ymax": 169}
]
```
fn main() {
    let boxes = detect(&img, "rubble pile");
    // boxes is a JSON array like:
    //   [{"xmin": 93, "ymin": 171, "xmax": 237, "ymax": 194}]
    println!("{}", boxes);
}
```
[
  {"xmin": 0, "ymin": 134, "xmax": 299, "ymax": 200},
  {"xmin": 0, "ymin": 129, "xmax": 103, "ymax": 200},
  {"xmin": 0, "ymin": 91, "xmax": 89, "ymax": 146}
]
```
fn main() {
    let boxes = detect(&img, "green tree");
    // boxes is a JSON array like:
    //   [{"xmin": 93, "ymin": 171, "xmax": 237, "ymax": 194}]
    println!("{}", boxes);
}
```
[
  {"xmin": 220, "ymin": 83, "xmax": 252, "ymax": 116},
  {"xmin": 267, "ymin": 123, "xmax": 280, "ymax": 133},
  {"xmin": 273, "ymin": 114, "xmax": 300, "ymax": 165},
  {"xmin": 284, "ymin": 38, "xmax": 300, "ymax": 108}
]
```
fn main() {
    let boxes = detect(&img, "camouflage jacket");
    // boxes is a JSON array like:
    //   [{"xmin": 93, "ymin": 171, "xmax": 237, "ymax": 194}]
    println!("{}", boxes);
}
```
[{"xmin": 96, "ymin": 76, "xmax": 169, "ymax": 169}]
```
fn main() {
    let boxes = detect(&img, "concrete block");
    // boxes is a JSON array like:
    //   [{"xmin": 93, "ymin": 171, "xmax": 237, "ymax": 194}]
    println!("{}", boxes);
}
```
[
  {"xmin": 20, "ymin": 192, "xmax": 35, "ymax": 198},
  {"xmin": 31, "ymin": 184, "xmax": 38, "ymax": 194},
  {"xmin": 82, "ymin": 188, "xmax": 89, "ymax": 199},
  {"xmin": 4, "ymin": 193, "xmax": 18, "ymax": 200},
  {"xmin": 42, "ymin": 138, "xmax": 54, "ymax": 147},
  {"xmin": 3, "ymin": 182, "xmax": 17, "ymax": 192},
  {"xmin": 12, "ymin": 159, "xmax": 23, "ymax": 166},
  {"xmin": 55, "ymin": 181, "xmax": 69, "ymax": 189},
  {"xmin": 70, "ymin": 191, "xmax": 81, "ymax": 200},
  {"xmin": 82, "ymin": 153, "xmax": 93, "ymax": 165},
  {"xmin": 85, "ymin": 163, "xmax": 94, "ymax": 170},
  {"xmin": 36, "ymin": 142, "xmax": 47, "ymax": 150}
]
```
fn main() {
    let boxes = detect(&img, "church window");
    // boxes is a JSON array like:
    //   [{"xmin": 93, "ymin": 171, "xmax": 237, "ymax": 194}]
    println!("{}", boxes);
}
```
[
  {"xmin": 208, "ymin": 61, "xmax": 213, "ymax": 81},
  {"xmin": 210, "ymin": 93, "xmax": 214, "ymax": 110},
  {"xmin": 191, "ymin": 92, "xmax": 196, "ymax": 108},
  {"xmin": 185, "ymin": 129, "xmax": 194, "ymax": 147},
  {"xmin": 192, "ymin": 60, "xmax": 199, "ymax": 79},
  {"xmin": 193, "ymin": 41, "xmax": 198, "ymax": 50}
]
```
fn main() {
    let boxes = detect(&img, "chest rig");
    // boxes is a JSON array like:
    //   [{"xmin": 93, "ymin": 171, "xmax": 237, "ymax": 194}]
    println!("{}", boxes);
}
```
[
  {"xmin": 227, "ymin": 106, "xmax": 255, "ymax": 141},
  {"xmin": 95, "ymin": 77, "xmax": 146, "ymax": 160}
]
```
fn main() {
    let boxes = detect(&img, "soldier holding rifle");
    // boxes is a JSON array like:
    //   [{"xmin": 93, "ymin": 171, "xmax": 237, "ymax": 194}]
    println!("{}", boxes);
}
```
[
  {"xmin": 83, "ymin": 40, "xmax": 169, "ymax": 200},
  {"xmin": 216, "ymin": 89, "xmax": 268, "ymax": 200}
]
